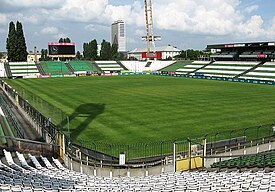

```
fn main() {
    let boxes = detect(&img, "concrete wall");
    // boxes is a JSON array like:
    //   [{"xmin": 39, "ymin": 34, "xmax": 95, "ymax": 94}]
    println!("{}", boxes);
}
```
[
  {"xmin": 63, "ymin": 141, "xmax": 275, "ymax": 177},
  {"xmin": 63, "ymin": 154, "xmax": 174, "ymax": 177}
]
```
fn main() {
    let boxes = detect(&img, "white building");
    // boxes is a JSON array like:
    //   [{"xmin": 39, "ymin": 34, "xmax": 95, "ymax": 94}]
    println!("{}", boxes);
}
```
[
  {"xmin": 0, "ymin": 52, "xmax": 8, "ymax": 63},
  {"xmin": 128, "ymin": 45, "xmax": 181, "ymax": 60},
  {"xmin": 111, "ymin": 20, "xmax": 126, "ymax": 52},
  {"xmin": 27, "ymin": 51, "xmax": 41, "ymax": 63}
]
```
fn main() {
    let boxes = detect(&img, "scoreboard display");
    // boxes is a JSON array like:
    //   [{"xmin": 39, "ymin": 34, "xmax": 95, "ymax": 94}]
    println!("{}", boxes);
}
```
[{"xmin": 48, "ymin": 42, "xmax": 75, "ymax": 56}]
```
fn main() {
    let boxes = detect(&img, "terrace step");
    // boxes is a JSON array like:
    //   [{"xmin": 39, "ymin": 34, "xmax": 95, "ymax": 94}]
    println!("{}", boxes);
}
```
[
  {"xmin": 235, "ymin": 61, "xmax": 266, "ymax": 78},
  {"xmin": 186, "ymin": 60, "xmax": 214, "ymax": 75}
]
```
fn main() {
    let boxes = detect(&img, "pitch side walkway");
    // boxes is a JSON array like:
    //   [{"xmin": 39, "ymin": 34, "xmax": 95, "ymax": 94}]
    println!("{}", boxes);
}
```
[{"xmin": 0, "ymin": 89, "xmax": 41, "ymax": 141}]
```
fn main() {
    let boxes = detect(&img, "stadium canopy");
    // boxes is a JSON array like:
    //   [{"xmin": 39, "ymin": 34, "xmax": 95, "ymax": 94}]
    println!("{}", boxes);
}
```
[{"xmin": 206, "ymin": 41, "xmax": 275, "ymax": 61}]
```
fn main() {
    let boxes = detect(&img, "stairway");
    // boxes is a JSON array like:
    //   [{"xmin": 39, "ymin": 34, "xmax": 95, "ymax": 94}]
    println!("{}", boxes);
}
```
[
  {"xmin": 234, "ymin": 61, "xmax": 266, "ymax": 78},
  {"xmin": 36, "ymin": 63, "xmax": 46, "ymax": 75},
  {"xmin": 186, "ymin": 61, "xmax": 215, "ymax": 75},
  {"xmin": 4, "ymin": 63, "xmax": 12, "ymax": 78},
  {"xmin": 64, "ymin": 62, "xmax": 74, "ymax": 74},
  {"xmin": 145, "ymin": 61, "xmax": 152, "ymax": 67},
  {"xmin": 91, "ymin": 61, "xmax": 103, "ymax": 73},
  {"xmin": 116, "ymin": 61, "xmax": 128, "ymax": 70}
]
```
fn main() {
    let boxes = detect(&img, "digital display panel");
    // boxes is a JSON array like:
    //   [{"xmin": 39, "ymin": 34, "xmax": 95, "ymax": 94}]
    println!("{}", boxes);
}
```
[{"xmin": 48, "ymin": 42, "xmax": 75, "ymax": 55}]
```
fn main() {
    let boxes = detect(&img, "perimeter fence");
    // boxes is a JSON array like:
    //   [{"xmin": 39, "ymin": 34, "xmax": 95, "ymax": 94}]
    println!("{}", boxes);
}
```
[{"xmin": 1, "ymin": 79, "xmax": 275, "ymax": 167}]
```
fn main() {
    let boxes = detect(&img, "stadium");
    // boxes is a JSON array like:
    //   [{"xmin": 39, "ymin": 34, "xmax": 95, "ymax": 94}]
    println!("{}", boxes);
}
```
[
  {"xmin": 1, "ymin": 0, "xmax": 275, "ymax": 190},
  {"xmin": 1, "ymin": 39, "xmax": 275, "ymax": 191}
]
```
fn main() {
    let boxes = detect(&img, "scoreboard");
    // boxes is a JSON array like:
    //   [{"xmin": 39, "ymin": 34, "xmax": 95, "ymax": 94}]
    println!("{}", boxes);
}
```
[{"xmin": 48, "ymin": 42, "xmax": 75, "ymax": 56}]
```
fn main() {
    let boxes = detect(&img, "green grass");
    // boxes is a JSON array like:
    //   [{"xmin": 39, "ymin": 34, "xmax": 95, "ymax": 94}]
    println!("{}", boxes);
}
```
[{"xmin": 4, "ymin": 75, "xmax": 275, "ymax": 145}]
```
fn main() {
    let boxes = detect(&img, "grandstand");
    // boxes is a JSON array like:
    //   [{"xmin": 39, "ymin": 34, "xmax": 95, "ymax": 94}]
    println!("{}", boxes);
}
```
[
  {"xmin": 143, "ymin": 60, "xmax": 176, "ymax": 72},
  {"xmin": 175, "ymin": 61, "xmax": 211, "ymax": 74},
  {"xmin": 240, "ymin": 62, "xmax": 275, "ymax": 81},
  {"xmin": 2, "ymin": 148, "xmax": 275, "ymax": 191},
  {"xmin": 193, "ymin": 61, "xmax": 260, "ymax": 78},
  {"xmin": 68, "ymin": 61, "xmax": 100, "ymax": 74},
  {"xmin": 120, "ymin": 61, "xmax": 147, "ymax": 72},
  {"xmin": 40, "ymin": 61, "xmax": 71, "ymax": 76},
  {"xmin": 95, "ymin": 61, "xmax": 124, "ymax": 73},
  {"xmin": 211, "ymin": 150, "xmax": 275, "ymax": 169},
  {"xmin": 201, "ymin": 41, "xmax": 275, "ymax": 80},
  {"xmin": 8, "ymin": 62, "xmax": 40, "ymax": 78}
]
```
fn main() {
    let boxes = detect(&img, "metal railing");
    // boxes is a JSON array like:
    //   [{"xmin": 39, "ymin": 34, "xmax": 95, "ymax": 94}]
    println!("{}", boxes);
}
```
[{"xmin": 1, "ymin": 79, "xmax": 275, "ymax": 167}]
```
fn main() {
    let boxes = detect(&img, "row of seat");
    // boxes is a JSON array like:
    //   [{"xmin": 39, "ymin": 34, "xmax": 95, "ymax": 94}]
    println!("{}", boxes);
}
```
[
  {"xmin": 3, "ymin": 149, "xmax": 275, "ymax": 191},
  {"xmin": 211, "ymin": 150, "xmax": 275, "ymax": 169}
]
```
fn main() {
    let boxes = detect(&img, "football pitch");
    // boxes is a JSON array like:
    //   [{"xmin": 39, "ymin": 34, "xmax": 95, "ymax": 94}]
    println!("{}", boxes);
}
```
[{"xmin": 5, "ymin": 75, "xmax": 275, "ymax": 144}]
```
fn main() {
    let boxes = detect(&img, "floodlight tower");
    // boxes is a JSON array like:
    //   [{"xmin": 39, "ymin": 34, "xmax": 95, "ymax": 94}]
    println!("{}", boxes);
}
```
[{"xmin": 143, "ymin": 0, "xmax": 161, "ymax": 57}]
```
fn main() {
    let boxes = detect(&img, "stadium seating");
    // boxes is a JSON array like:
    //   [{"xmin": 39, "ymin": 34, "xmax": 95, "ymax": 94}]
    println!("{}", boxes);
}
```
[
  {"xmin": 194, "ymin": 61, "xmax": 260, "ymax": 78},
  {"xmin": 8, "ymin": 62, "xmax": 40, "ymax": 77},
  {"xmin": 40, "ymin": 62, "xmax": 70, "ymax": 76},
  {"xmin": 143, "ymin": 61, "xmax": 175, "ymax": 72},
  {"xmin": 161, "ymin": 61, "xmax": 191, "ymax": 72},
  {"xmin": 176, "ymin": 61, "xmax": 211, "ymax": 74},
  {"xmin": 68, "ymin": 61, "xmax": 100, "ymax": 73},
  {"xmin": 95, "ymin": 61, "xmax": 124, "ymax": 72},
  {"xmin": 120, "ymin": 61, "xmax": 148, "ymax": 72},
  {"xmin": 240, "ymin": 62, "xmax": 275, "ymax": 81},
  {"xmin": 2, "ymin": 149, "xmax": 275, "ymax": 191},
  {"xmin": 211, "ymin": 150, "xmax": 275, "ymax": 169}
]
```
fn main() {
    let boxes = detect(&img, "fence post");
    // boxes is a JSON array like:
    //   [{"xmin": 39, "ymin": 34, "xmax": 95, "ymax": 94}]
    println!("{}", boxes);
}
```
[{"xmin": 173, "ymin": 142, "xmax": 176, "ymax": 172}]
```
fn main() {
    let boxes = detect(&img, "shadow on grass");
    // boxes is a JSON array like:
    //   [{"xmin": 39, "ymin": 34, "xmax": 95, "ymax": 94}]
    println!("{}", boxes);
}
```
[{"xmin": 58, "ymin": 103, "xmax": 105, "ymax": 140}]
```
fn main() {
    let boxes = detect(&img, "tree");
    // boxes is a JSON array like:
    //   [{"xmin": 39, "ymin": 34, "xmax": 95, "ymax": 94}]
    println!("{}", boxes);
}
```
[
  {"xmin": 83, "ymin": 39, "xmax": 98, "ymax": 60},
  {"xmin": 15, "ymin": 21, "xmax": 28, "ymax": 61},
  {"xmin": 90, "ymin": 39, "xmax": 98, "ymax": 60},
  {"xmin": 100, "ymin": 39, "xmax": 111, "ymax": 60},
  {"xmin": 174, "ymin": 49, "xmax": 203, "ymax": 60},
  {"xmin": 76, "ymin": 51, "xmax": 82, "ymax": 60},
  {"xmin": 59, "ymin": 37, "xmax": 71, "ymax": 43},
  {"xmin": 6, "ymin": 21, "xmax": 28, "ymax": 62},
  {"xmin": 6, "ymin": 22, "xmax": 17, "ymax": 61},
  {"xmin": 111, "ymin": 43, "xmax": 118, "ymax": 59},
  {"xmin": 40, "ymin": 49, "xmax": 49, "ymax": 61}
]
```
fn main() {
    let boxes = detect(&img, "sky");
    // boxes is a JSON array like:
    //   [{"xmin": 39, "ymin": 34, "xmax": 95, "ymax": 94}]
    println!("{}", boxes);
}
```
[{"xmin": 0, "ymin": 0, "xmax": 275, "ymax": 52}]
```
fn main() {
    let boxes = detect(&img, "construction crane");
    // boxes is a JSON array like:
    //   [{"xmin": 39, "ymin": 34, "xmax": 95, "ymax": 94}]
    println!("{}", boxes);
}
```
[{"xmin": 143, "ymin": 0, "xmax": 161, "ymax": 57}]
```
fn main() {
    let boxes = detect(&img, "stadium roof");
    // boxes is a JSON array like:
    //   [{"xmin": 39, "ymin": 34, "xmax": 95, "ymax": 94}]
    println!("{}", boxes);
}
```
[
  {"xmin": 207, "ymin": 41, "xmax": 275, "ymax": 49},
  {"xmin": 128, "ymin": 45, "xmax": 181, "ymax": 53}
]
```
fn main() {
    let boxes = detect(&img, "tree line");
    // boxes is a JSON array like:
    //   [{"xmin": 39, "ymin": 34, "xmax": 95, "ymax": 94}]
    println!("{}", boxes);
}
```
[{"xmin": 174, "ymin": 49, "xmax": 210, "ymax": 60}]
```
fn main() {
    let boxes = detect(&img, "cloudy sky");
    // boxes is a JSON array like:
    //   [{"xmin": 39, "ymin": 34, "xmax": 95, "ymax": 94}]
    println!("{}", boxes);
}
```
[{"xmin": 0, "ymin": 0, "xmax": 274, "ymax": 52}]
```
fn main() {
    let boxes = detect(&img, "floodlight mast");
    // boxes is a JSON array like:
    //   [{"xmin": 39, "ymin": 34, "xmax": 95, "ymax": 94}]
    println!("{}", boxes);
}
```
[{"xmin": 144, "ymin": 0, "xmax": 156, "ymax": 54}]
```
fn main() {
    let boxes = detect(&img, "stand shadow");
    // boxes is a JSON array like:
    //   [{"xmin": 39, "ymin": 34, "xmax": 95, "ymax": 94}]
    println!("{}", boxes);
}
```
[{"xmin": 58, "ymin": 103, "xmax": 105, "ymax": 140}]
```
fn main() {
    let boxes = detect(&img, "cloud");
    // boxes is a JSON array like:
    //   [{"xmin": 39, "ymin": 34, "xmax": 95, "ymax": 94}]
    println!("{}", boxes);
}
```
[
  {"xmin": 0, "ymin": 13, "xmax": 7, "ymax": 25},
  {"xmin": 244, "ymin": 4, "xmax": 259, "ymax": 13},
  {"xmin": 127, "ymin": 37, "xmax": 138, "ymax": 44},
  {"xmin": 49, "ymin": 0, "xmax": 109, "ymax": 22},
  {"xmin": 236, "ymin": 15, "xmax": 265, "ymax": 38},
  {"xmin": 1, "ymin": 0, "xmax": 64, "ymax": 9},
  {"xmin": 154, "ymin": 0, "xmax": 241, "ymax": 35},
  {"xmin": 135, "ymin": 29, "xmax": 144, "ymax": 36},
  {"xmin": 41, "ymin": 26, "xmax": 59, "ymax": 35},
  {"xmin": 53, "ymin": 33, "xmax": 68, "ymax": 40},
  {"xmin": 84, "ymin": 24, "xmax": 96, "ymax": 32},
  {"xmin": 0, "ymin": 28, "xmax": 5, "ymax": 34}
]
